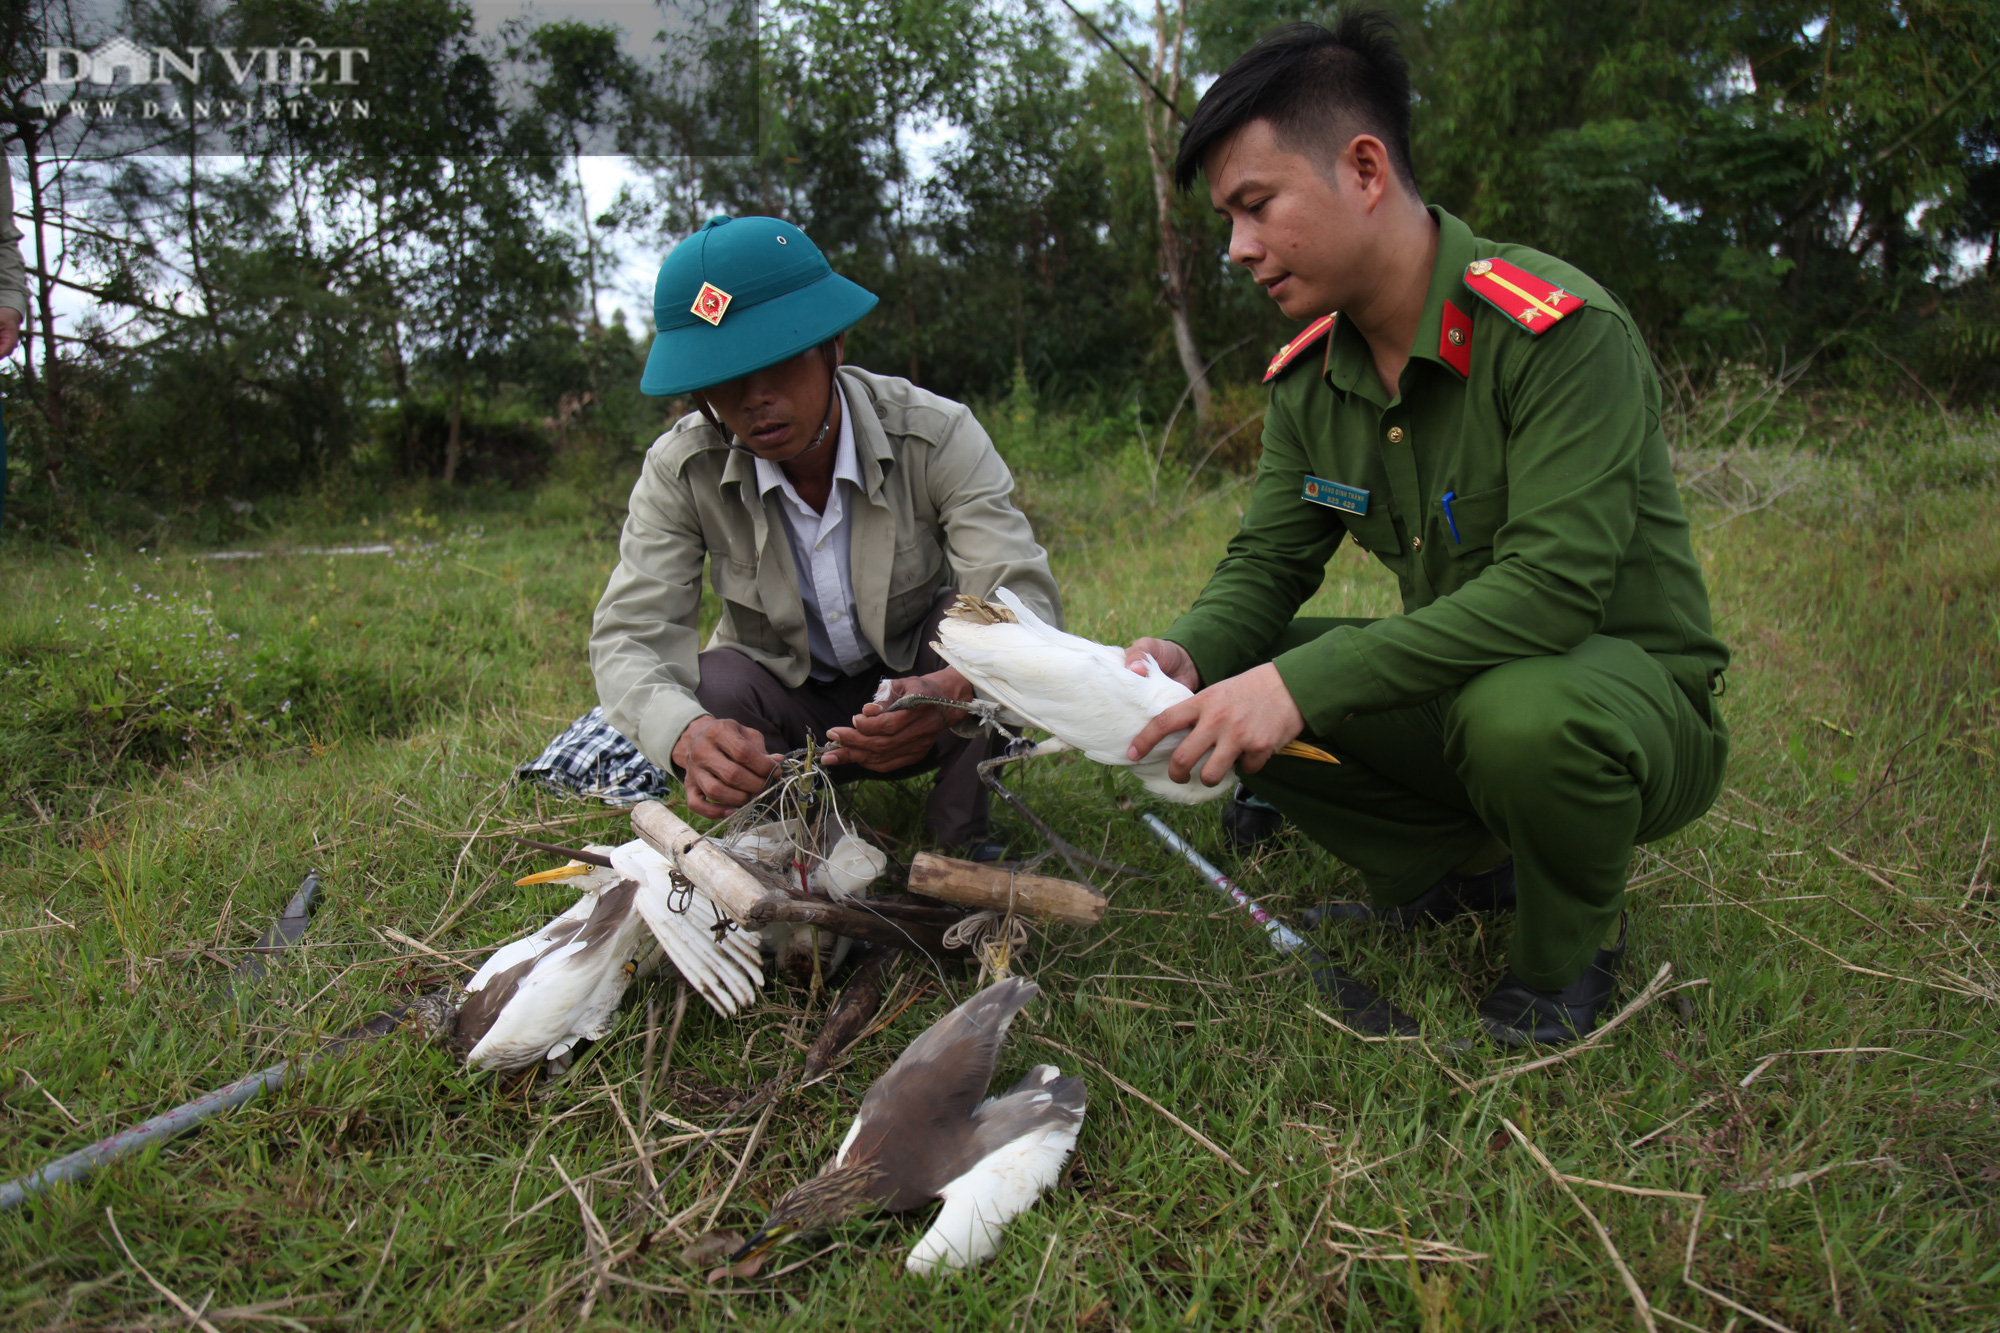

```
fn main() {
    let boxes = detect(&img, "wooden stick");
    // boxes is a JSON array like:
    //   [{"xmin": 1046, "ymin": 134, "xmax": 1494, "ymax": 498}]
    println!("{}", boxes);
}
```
[
  {"xmin": 630, "ymin": 801, "xmax": 774, "ymax": 928},
  {"xmin": 1028, "ymin": 1034, "xmax": 1249, "ymax": 1176},
  {"xmin": 906, "ymin": 853, "xmax": 1108, "ymax": 926},
  {"xmin": 1502, "ymin": 1118, "xmax": 1658, "ymax": 1333},
  {"xmin": 752, "ymin": 897, "xmax": 960, "ymax": 956},
  {"xmin": 802, "ymin": 945, "xmax": 896, "ymax": 1081}
]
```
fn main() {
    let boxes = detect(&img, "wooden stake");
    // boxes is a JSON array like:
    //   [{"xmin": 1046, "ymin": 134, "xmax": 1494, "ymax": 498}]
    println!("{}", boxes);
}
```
[{"xmin": 907, "ymin": 853, "xmax": 1108, "ymax": 926}]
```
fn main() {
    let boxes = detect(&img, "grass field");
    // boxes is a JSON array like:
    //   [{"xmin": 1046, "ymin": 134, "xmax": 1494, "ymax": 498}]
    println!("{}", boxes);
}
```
[{"xmin": 2, "ymin": 415, "xmax": 1997, "ymax": 1331}]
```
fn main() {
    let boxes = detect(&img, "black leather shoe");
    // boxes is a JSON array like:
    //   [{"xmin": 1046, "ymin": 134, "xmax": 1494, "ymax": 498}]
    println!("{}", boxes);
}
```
[
  {"xmin": 1477, "ymin": 919, "xmax": 1628, "ymax": 1047},
  {"xmin": 1305, "ymin": 859, "xmax": 1517, "ymax": 931},
  {"xmin": 1221, "ymin": 784, "xmax": 1285, "ymax": 851},
  {"xmin": 958, "ymin": 839, "xmax": 1010, "ymax": 864},
  {"xmin": 1308, "ymin": 950, "xmax": 1421, "ymax": 1036}
]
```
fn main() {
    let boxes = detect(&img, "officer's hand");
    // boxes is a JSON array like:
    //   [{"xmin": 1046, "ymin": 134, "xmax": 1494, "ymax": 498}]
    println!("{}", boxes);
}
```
[
  {"xmin": 1123, "ymin": 637, "xmax": 1202, "ymax": 691},
  {"xmin": 824, "ymin": 667, "xmax": 972, "ymax": 773},
  {"xmin": 0, "ymin": 307, "xmax": 20, "ymax": 360},
  {"xmin": 672, "ymin": 716, "xmax": 780, "ymax": 818},
  {"xmin": 1127, "ymin": 663, "xmax": 1304, "ymax": 788}
]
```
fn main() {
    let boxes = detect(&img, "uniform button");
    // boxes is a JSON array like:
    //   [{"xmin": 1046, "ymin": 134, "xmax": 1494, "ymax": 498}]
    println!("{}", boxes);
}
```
[
  {"xmin": 1412, "ymin": 537, "xmax": 1423, "ymax": 551},
  {"xmin": 1387, "ymin": 426, "xmax": 1405, "ymax": 443},
  {"xmin": 815, "ymin": 540, "xmax": 824, "ymax": 551},
  {"xmin": 829, "ymin": 611, "xmax": 842, "ymax": 622}
]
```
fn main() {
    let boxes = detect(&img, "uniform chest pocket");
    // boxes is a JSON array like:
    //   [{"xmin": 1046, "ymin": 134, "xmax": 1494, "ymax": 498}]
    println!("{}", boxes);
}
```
[
  {"xmin": 1442, "ymin": 485, "xmax": 1508, "ymax": 557},
  {"xmin": 885, "ymin": 529, "xmax": 947, "ymax": 632},
  {"xmin": 711, "ymin": 557, "xmax": 762, "ymax": 610},
  {"xmin": 1340, "ymin": 508, "xmax": 1403, "ymax": 556},
  {"xmin": 710, "ymin": 558, "xmax": 782, "ymax": 648}
]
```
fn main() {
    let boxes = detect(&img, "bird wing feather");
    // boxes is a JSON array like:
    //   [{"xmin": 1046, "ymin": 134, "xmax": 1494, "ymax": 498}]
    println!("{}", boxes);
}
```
[
  {"xmin": 615, "ymin": 839, "xmax": 764, "ymax": 1018},
  {"xmin": 905, "ymin": 1064, "xmax": 1086, "ymax": 1274},
  {"xmin": 462, "ymin": 878, "xmax": 648, "ymax": 1070},
  {"xmin": 842, "ymin": 977, "xmax": 1042, "ymax": 1208}
]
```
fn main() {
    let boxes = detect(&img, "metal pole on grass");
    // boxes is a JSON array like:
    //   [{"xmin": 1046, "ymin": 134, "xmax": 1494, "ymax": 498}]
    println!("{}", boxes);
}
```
[{"xmin": 1139, "ymin": 814, "xmax": 1419, "ymax": 1035}]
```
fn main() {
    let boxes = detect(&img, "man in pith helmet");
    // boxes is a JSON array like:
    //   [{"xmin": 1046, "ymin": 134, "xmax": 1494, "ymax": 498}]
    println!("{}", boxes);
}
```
[
  {"xmin": 1125, "ymin": 16, "xmax": 1729, "ymax": 1045},
  {"xmin": 592, "ymin": 215, "xmax": 1061, "ymax": 856}
]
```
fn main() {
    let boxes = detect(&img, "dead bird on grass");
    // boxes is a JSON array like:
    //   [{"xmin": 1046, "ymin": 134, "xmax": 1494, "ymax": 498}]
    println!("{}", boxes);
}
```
[{"xmin": 727, "ymin": 976, "xmax": 1085, "ymax": 1275}]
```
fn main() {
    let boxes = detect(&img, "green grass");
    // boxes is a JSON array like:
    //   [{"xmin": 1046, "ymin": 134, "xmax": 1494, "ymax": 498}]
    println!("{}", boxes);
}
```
[{"xmin": 2, "ymin": 427, "xmax": 1997, "ymax": 1331}]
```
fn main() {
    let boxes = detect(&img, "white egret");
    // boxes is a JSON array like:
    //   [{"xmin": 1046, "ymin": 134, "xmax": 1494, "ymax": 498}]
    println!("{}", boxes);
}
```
[{"xmin": 933, "ymin": 588, "xmax": 1335, "ymax": 803}]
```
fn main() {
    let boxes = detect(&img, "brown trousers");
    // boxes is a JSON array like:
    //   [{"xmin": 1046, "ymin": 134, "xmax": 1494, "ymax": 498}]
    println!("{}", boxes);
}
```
[{"xmin": 693, "ymin": 590, "xmax": 1000, "ymax": 847}]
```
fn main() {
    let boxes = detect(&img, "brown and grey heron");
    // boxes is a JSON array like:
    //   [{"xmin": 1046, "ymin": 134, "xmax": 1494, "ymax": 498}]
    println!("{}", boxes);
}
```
[{"xmin": 730, "ymin": 976, "xmax": 1085, "ymax": 1274}]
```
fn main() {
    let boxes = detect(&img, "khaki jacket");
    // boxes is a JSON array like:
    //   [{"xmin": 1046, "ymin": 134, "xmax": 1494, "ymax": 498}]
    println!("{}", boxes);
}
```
[
  {"xmin": 0, "ymin": 154, "xmax": 28, "ymax": 319},
  {"xmin": 592, "ymin": 366, "xmax": 1061, "ymax": 767}
]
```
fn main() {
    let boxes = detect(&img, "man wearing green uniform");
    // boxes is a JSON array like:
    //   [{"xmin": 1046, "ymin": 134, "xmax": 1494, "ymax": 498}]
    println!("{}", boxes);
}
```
[{"xmin": 1125, "ymin": 15, "xmax": 1728, "ymax": 1045}]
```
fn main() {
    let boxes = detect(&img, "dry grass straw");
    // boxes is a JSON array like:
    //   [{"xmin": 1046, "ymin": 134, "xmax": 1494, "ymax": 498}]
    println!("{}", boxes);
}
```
[
  {"xmin": 1462, "ymin": 963, "xmax": 1704, "ymax": 1090},
  {"xmin": 1502, "ymin": 1119, "xmax": 1659, "ymax": 1333},
  {"xmin": 1027, "ymin": 1033, "xmax": 1248, "ymax": 1175},
  {"xmin": 103, "ymin": 1207, "xmax": 224, "ymax": 1333},
  {"xmin": 1682, "ymin": 1198, "xmax": 1803, "ymax": 1333}
]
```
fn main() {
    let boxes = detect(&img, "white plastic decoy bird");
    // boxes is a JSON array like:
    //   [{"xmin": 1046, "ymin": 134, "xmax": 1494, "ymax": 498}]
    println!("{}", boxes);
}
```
[{"xmin": 933, "ymin": 587, "xmax": 1335, "ymax": 803}]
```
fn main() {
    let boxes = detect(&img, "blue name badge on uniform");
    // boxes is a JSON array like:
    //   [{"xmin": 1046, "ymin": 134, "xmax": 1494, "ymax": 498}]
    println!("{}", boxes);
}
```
[{"xmin": 1302, "ymin": 475, "xmax": 1369, "ymax": 515}]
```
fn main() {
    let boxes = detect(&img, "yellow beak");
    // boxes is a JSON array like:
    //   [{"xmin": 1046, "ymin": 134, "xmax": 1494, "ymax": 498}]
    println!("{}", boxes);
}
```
[
  {"xmin": 514, "ymin": 862, "xmax": 594, "ymax": 886},
  {"xmin": 1276, "ymin": 740, "xmax": 1339, "ymax": 765}
]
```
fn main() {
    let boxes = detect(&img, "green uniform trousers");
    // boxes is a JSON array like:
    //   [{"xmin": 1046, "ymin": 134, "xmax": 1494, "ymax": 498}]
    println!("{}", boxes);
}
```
[{"xmin": 1244, "ymin": 619, "xmax": 1728, "ymax": 990}]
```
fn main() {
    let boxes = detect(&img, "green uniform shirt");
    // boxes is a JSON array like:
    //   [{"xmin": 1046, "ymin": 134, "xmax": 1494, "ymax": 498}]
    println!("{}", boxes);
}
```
[{"xmin": 1166, "ymin": 207, "xmax": 1727, "ymax": 733}]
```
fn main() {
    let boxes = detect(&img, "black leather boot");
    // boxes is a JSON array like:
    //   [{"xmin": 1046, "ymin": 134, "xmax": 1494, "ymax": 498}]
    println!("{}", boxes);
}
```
[
  {"xmin": 1305, "ymin": 859, "xmax": 1517, "ymax": 931},
  {"xmin": 1477, "ymin": 918, "xmax": 1628, "ymax": 1047},
  {"xmin": 1220, "ymin": 784, "xmax": 1285, "ymax": 851}
]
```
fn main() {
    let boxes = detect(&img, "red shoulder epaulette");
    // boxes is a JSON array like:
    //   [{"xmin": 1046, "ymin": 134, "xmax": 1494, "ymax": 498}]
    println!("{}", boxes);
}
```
[
  {"xmin": 1462, "ymin": 257, "xmax": 1586, "ymax": 335},
  {"xmin": 1262, "ymin": 314, "xmax": 1338, "ymax": 383}
]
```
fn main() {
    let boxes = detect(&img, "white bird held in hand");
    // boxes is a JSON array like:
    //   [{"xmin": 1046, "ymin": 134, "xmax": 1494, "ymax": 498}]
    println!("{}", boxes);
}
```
[{"xmin": 933, "ymin": 588, "xmax": 1335, "ymax": 803}]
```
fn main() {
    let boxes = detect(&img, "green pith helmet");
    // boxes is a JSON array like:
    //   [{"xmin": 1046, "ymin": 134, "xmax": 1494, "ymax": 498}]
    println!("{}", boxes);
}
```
[{"xmin": 641, "ymin": 215, "xmax": 878, "ymax": 396}]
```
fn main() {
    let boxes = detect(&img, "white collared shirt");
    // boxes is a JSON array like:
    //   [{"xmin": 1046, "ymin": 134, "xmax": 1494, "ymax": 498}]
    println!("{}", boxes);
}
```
[{"xmin": 754, "ymin": 384, "xmax": 879, "ymax": 680}]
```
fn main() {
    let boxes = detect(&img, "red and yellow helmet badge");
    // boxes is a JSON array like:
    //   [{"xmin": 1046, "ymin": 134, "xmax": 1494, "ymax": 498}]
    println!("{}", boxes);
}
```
[{"xmin": 691, "ymin": 281, "xmax": 733, "ymax": 326}]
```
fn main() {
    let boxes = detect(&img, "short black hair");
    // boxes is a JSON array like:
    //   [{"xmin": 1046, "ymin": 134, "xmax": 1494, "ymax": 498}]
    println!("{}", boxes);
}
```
[{"xmin": 1173, "ymin": 11, "xmax": 1419, "ymax": 195}]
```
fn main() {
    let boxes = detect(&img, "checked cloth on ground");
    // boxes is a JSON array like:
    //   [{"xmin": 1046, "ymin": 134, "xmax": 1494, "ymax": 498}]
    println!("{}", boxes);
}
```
[{"xmin": 516, "ymin": 706, "xmax": 674, "ymax": 805}]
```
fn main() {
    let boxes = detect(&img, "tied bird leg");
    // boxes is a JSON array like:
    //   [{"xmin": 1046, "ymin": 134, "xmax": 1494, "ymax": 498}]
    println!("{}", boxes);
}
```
[
  {"xmin": 877, "ymin": 697, "xmax": 1153, "ymax": 877},
  {"xmin": 978, "ymin": 740, "xmax": 1156, "ymax": 879}
]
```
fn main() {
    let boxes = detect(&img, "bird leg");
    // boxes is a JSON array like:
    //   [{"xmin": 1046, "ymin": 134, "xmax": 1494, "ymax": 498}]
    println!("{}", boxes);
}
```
[
  {"xmin": 877, "ymin": 693, "xmax": 1024, "ymax": 741},
  {"xmin": 976, "ymin": 738, "xmax": 1154, "ymax": 879},
  {"xmin": 878, "ymin": 700, "xmax": 1152, "ymax": 878}
]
